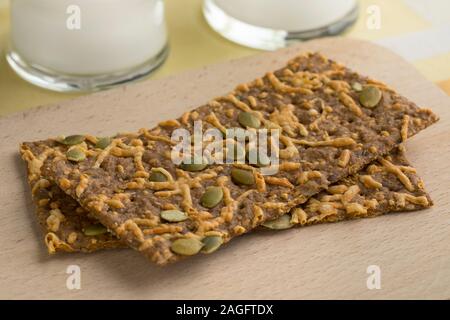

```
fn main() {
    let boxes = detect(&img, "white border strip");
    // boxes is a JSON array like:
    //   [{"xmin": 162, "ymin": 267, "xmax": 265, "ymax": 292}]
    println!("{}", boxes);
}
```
[{"xmin": 376, "ymin": 25, "xmax": 450, "ymax": 61}]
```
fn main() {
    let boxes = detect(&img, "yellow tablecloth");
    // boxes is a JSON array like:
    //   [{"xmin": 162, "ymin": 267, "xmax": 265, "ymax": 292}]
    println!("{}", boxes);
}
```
[{"xmin": 1, "ymin": 0, "xmax": 449, "ymax": 116}]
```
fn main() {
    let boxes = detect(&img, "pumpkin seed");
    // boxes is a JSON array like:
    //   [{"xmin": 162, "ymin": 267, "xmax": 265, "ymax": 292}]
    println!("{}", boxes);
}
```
[
  {"xmin": 95, "ymin": 137, "xmax": 111, "ymax": 149},
  {"xmin": 200, "ymin": 187, "xmax": 223, "ymax": 208},
  {"xmin": 66, "ymin": 147, "xmax": 86, "ymax": 162},
  {"xmin": 83, "ymin": 224, "xmax": 107, "ymax": 236},
  {"xmin": 160, "ymin": 210, "xmax": 188, "ymax": 222},
  {"xmin": 238, "ymin": 111, "xmax": 261, "ymax": 129},
  {"xmin": 170, "ymin": 238, "xmax": 204, "ymax": 255},
  {"xmin": 201, "ymin": 236, "xmax": 223, "ymax": 254},
  {"xmin": 61, "ymin": 135, "xmax": 85, "ymax": 146},
  {"xmin": 359, "ymin": 85, "xmax": 382, "ymax": 108},
  {"xmin": 231, "ymin": 168, "xmax": 255, "ymax": 185},
  {"xmin": 352, "ymin": 82, "xmax": 363, "ymax": 92},
  {"xmin": 179, "ymin": 162, "xmax": 208, "ymax": 172},
  {"xmin": 262, "ymin": 214, "xmax": 293, "ymax": 230},
  {"xmin": 149, "ymin": 171, "xmax": 168, "ymax": 182}
]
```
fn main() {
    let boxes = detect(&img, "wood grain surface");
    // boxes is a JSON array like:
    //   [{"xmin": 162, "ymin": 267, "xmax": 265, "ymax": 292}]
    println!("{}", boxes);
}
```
[{"xmin": 1, "ymin": 38, "xmax": 449, "ymax": 300}]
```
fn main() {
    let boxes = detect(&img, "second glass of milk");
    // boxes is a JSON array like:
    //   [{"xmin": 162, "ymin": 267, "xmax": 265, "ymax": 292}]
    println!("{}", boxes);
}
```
[
  {"xmin": 203, "ymin": 0, "xmax": 358, "ymax": 50},
  {"xmin": 7, "ymin": 0, "xmax": 168, "ymax": 92}
]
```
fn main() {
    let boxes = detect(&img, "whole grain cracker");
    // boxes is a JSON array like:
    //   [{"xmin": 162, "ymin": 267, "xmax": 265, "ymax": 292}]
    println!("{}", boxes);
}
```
[{"xmin": 21, "ymin": 52, "xmax": 438, "ymax": 265}]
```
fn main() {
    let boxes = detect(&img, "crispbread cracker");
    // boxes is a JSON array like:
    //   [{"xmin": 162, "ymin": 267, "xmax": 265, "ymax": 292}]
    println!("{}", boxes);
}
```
[
  {"xmin": 21, "ymin": 149, "xmax": 124, "ymax": 253},
  {"xmin": 284, "ymin": 147, "xmax": 432, "ymax": 228},
  {"xmin": 21, "ymin": 147, "xmax": 431, "ymax": 254},
  {"xmin": 21, "ymin": 52, "xmax": 438, "ymax": 264}
]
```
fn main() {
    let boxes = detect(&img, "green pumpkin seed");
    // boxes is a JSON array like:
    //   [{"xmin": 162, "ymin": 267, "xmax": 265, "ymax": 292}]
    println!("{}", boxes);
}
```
[
  {"xmin": 179, "ymin": 162, "xmax": 208, "ymax": 172},
  {"xmin": 238, "ymin": 112, "xmax": 261, "ymax": 129},
  {"xmin": 61, "ymin": 135, "xmax": 85, "ymax": 146},
  {"xmin": 66, "ymin": 147, "xmax": 86, "ymax": 162},
  {"xmin": 95, "ymin": 137, "xmax": 111, "ymax": 149},
  {"xmin": 83, "ymin": 224, "xmax": 107, "ymax": 236},
  {"xmin": 262, "ymin": 214, "xmax": 293, "ymax": 230},
  {"xmin": 170, "ymin": 238, "xmax": 204, "ymax": 256},
  {"xmin": 231, "ymin": 168, "xmax": 255, "ymax": 185},
  {"xmin": 160, "ymin": 210, "xmax": 188, "ymax": 222},
  {"xmin": 201, "ymin": 236, "xmax": 223, "ymax": 254},
  {"xmin": 149, "ymin": 171, "xmax": 168, "ymax": 182},
  {"xmin": 359, "ymin": 85, "xmax": 382, "ymax": 108},
  {"xmin": 200, "ymin": 187, "xmax": 223, "ymax": 208},
  {"xmin": 352, "ymin": 82, "xmax": 363, "ymax": 92}
]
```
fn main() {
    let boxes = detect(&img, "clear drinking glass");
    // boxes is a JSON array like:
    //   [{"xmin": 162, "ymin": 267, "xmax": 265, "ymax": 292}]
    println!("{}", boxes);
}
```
[
  {"xmin": 6, "ymin": 0, "xmax": 169, "ymax": 92},
  {"xmin": 203, "ymin": 0, "xmax": 358, "ymax": 50}
]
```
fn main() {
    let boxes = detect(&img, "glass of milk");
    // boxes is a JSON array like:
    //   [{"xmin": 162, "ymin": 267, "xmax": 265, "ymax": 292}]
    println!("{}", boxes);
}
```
[
  {"xmin": 203, "ymin": 0, "xmax": 358, "ymax": 50},
  {"xmin": 6, "ymin": 0, "xmax": 169, "ymax": 92}
]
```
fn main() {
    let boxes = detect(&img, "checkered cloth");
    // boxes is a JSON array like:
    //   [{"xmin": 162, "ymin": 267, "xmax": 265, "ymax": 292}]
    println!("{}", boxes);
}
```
[{"xmin": 349, "ymin": 0, "xmax": 450, "ymax": 93}]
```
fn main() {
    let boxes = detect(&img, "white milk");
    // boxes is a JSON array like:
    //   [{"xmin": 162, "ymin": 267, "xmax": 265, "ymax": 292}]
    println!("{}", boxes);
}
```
[
  {"xmin": 10, "ymin": 0, "xmax": 167, "ymax": 75},
  {"xmin": 211, "ymin": 0, "xmax": 356, "ymax": 31}
]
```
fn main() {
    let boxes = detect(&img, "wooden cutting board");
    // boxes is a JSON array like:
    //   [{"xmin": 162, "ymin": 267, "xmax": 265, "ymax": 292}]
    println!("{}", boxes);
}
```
[{"xmin": 1, "ymin": 38, "xmax": 449, "ymax": 300}]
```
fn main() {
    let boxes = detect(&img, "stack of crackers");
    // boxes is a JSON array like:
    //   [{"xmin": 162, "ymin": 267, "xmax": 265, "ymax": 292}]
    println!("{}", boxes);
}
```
[{"xmin": 20, "ymin": 53, "xmax": 439, "ymax": 265}]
